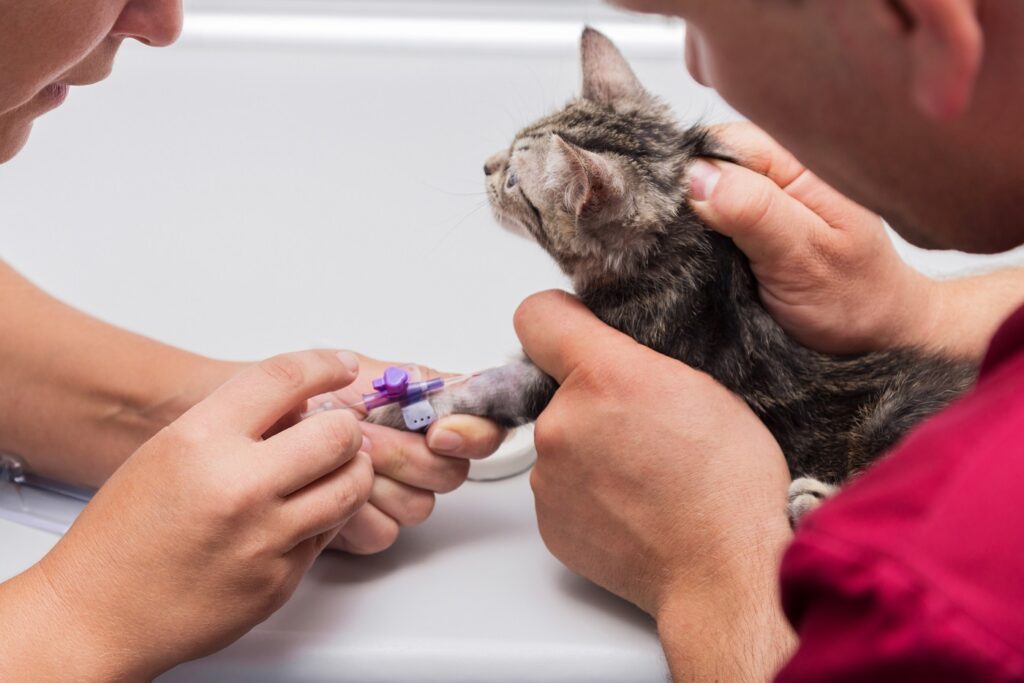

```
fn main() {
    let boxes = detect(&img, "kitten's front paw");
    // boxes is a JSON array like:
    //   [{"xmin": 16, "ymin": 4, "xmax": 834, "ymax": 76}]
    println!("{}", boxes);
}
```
[
  {"xmin": 365, "ymin": 403, "xmax": 407, "ymax": 430},
  {"xmin": 787, "ymin": 477, "xmax": 838, "ymax": 526}
]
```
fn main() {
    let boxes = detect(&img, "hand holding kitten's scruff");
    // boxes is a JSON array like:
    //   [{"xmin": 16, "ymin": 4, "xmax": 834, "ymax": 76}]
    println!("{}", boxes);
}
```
[
  {"xmin": 516, "ymin": 291, "xmax": 797, "ymax": 683},
  {"xmin": 689, "ymin": 122, "xmax": 1024, "ymax": 361}
]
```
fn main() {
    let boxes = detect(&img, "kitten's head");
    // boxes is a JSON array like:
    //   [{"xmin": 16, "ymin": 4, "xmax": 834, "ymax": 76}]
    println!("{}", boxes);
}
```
[{"xmin": 485, "ymin": 28, "xmax": 710, "ymax": 285}]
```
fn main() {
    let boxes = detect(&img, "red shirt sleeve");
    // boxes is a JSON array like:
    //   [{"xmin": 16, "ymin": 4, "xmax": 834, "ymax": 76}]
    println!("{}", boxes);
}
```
[
  {"xmin": 777, "ymin": 530, "xmax": 1024, "ymax": 682},
  {"xmin": 775, "ymin": 307, "xmax": 1024, "ymax": 683}
]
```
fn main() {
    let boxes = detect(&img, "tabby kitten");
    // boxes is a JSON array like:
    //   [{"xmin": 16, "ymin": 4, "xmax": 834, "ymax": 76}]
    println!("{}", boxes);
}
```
[{"xmin": 372, "ymin": 28, "xmax": 977, "ymax": 521}]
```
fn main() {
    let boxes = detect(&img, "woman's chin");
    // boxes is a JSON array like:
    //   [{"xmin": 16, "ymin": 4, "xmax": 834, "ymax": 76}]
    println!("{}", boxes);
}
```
[{"xmin": 0, "ymin": 120, "xmax": 33, "ymax": 164}]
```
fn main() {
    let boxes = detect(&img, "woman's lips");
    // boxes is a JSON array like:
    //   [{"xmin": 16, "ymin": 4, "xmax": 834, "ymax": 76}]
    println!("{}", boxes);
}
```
[{"xmin": 40, "ymin": 83, "xmax": 70, "ymax": 108}]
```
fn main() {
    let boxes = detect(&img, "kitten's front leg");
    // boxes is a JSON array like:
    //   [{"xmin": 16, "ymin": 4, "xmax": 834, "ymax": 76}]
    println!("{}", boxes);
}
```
[{"xmin": 366, "ymin": 356, "xmax": 557, "ymax": 430}]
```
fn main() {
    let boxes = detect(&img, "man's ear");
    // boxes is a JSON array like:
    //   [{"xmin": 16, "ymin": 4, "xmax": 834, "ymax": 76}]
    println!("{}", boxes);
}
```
[
  {"xmin": 547, "ymin": 135, "xmax": 626, "ymax": 220},
  {"xmin": 891, "ymin": 0, "xmax": 984, "ymax": 120},
  {"xmin": 580, "ymin": 27, "xmax": 648, "ymax": 108}
]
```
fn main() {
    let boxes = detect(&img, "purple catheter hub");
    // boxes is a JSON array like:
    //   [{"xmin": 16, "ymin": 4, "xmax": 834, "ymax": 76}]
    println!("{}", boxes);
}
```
[{"xmin": 363, "ymin": 366, "xmax": 447, "ymax": 430}]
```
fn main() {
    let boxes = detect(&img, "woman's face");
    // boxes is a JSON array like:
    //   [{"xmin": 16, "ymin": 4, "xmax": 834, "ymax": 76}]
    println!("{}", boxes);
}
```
[{"xmin": 0, "ymin": 0, "xmax": 182, "ymax": 163}]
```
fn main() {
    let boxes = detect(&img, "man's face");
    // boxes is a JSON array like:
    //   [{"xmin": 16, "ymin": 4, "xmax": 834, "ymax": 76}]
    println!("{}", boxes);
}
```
[
  {"xmin": 614, "ymin": 0, "xmax": 1024, "ymax": 254},
  {"xmin": 0, "ymin": 0, "xmax": 182, "ymax": 163}
]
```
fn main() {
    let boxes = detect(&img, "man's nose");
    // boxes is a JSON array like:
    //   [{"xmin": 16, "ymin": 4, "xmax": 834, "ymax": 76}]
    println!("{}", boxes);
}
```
[
  {"xmin": 484, "ymin": 151, "xmax": 509, "ymax": 176},
  {"xmin": 111, "ymin": 0, "xmax": 184, "ymax": 48}
]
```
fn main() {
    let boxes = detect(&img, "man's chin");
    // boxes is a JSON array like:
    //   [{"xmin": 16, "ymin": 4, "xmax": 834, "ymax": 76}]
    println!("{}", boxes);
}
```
[{"xmin": 0, "ymin": 121, "xmax": 33, "ymax": 165}]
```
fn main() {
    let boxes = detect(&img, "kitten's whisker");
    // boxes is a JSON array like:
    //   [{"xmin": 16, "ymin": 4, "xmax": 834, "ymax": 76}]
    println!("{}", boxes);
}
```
[
  {"xmin": 419, "ymin": 182, "xmax": 488, "ymax": 197},
  {"xmin": 427, "ymin": 201, "xmax": 489, "ymax": 254}
]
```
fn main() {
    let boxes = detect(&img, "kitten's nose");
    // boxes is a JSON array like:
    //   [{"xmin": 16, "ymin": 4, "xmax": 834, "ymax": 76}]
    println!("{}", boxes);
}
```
[{"xmin": 484, "ymin": 151, "xmax": 509, "ymax": 176}]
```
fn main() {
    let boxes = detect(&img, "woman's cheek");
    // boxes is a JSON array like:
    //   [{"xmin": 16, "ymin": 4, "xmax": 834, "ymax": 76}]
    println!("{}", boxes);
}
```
[
  {"xmin": 12, "ymin": 2, "xmax": 119, "ymax": 94},
  {"xmin": 0, "ymin": 115, "xmax": 34, "ymax": 164}
]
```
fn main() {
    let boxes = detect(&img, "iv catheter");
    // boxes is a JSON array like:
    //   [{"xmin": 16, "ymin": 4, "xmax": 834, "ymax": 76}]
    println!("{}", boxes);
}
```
[{"xmin": 302, "ymin": 366, "xmax": 475, "ymax": 431}]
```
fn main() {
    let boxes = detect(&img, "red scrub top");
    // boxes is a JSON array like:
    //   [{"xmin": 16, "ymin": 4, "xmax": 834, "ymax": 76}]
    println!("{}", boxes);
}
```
[{"xmin": 776, "ymin": 306, "xmax": 1024, "ymax": 682}]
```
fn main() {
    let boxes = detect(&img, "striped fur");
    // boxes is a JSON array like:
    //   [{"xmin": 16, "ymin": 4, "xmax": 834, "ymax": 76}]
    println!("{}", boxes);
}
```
[{"xmin": 373, "ymin": 29, "xmax": 977, "ymax": 511}]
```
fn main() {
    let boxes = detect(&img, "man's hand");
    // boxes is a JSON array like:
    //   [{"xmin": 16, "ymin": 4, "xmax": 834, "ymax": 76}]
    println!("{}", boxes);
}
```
[
  {"xmin": 516, "ymin": 291, "xmax": 796, "ymax": 683},
  {"xmin": 688, "ymin": 122, "xmax": 939, "ymax": 356}
]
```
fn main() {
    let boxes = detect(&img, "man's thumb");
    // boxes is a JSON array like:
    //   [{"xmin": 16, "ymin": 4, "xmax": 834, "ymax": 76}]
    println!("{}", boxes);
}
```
[
  {"xmin": 688, "ymin": 158, "xmax": 820, "ymax": 266},
  {"xmin": 514, "ymin": 290, "xmax": 636, "ymax": 384}
]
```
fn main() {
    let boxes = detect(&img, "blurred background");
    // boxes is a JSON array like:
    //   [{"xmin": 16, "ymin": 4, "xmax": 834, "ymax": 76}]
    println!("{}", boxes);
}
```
[{"xmin": 6, "ymin": 0, "xmax": 1015, "ymax": 373}]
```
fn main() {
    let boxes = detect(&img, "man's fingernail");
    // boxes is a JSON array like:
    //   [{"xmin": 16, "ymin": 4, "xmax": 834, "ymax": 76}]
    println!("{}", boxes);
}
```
[
  {"xmin": 429, "ymin": 429, "xmax": 464, "ymax": 454},
  {"xmin": 360, "ymin": 435, "xmax": 373, "ymax": 454},
  {"xmin": 337, "ymin": 351, "xmax": 360, "ymax": 374},
  {"xmin": 688, "ymin": 159, "xmax": 721, "ymax": 202}
]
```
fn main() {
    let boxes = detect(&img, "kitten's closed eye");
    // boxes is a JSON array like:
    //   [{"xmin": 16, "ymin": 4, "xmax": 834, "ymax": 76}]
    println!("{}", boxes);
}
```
[{"xmin": 506, "ymin": 171, "xmax": 518, "ymax": 189}]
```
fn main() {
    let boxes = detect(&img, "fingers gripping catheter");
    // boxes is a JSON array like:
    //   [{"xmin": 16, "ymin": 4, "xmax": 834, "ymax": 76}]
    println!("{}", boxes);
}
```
[
  {"xmin": 363, "ymin": 366, "xmax": 447, "ymax": 431},
  {"xmin": 0, "ymin": 369, "xmax": 479, "ymax": 536},
  {"xmin": 303, "ymin": 366, "xmax": 474, "ymax": 432}
]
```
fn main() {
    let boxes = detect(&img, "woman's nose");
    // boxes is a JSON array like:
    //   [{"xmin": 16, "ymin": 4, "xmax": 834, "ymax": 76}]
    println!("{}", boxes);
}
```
[
  {"xmin": 111, "ymin": 0, "xmax": 184, "ymax": 48},
  {"xmin": 484, "ymin": 151, "xmax": 509, "ymax": 176}
]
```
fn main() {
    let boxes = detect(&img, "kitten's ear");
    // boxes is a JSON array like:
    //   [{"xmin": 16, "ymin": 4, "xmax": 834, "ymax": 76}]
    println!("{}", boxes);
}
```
[
  {"xmin": 548, "ymin": 134, "xmax": 626, "ymax": 220},
  {"xmin": 581, "ymin": 27, "xmax": 647, "ymax": 107}
]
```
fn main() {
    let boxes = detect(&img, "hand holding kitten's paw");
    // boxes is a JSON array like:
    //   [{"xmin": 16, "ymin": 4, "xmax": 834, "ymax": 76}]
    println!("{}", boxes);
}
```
[
  {"xmin": 329, "ymin": 413, "xmax": 505, "ymax": 554},
  {"xmin": 424, "ymin": 414, "xmax": 509, "ymax": 459},
  {"xmin": 690, "ymin": 122, "xmax": 938, "ymax": 356},
  {"xmin": 324, "ymin": 356, "xmax": 506, "ymax": 554}
]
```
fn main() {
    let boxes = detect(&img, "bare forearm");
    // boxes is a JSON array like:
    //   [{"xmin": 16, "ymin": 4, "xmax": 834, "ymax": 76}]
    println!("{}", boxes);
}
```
[
  {"xmin": 0, "ymin": 566, "xmax": 136, "ymax": 682},
  {"xmin": 659, "ymin": 593, "xmax": 796, "ymax": 682},
  {"xmin": 0, "ymin": 262, "xmax": 237, "ymax": 487},
  {"xmin": 918, "ymin": 268, "xmax": 1024, "ymax": 361},
  {"xmin": 656, "ymin": 528, "xmax": 797, "ymax": 682}
]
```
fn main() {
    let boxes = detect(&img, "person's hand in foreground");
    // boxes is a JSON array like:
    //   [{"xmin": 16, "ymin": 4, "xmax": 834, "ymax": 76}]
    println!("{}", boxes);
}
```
[
  {"xmin": 208, "ymin": 355, "xmax": 506, "ymax": 556},
  {"xmin": 311, "ymin": 354, "xmax": 507, "ymax": 555},
  {"xmin": 0, "ymin": 263, "xmax": 506, "ymax": 557},
  {"xmin": 688, "ymin": 122, "xmax": 1024, "ymax": 360},
  {"xmin": 0, "ymin": 350, "xmax": 370, "ymax": 680},
  {"xmin": 516, "ymin": 291, "xmax": 797, "ymax": 683}
]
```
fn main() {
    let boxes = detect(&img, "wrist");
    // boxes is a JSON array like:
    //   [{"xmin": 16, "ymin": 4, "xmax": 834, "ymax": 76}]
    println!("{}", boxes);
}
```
[
  {"xmin": 0, "ymin": 285, "xmax": 243, "ymax": 488},
  {"xmin": 0, "ymin": 565, "xmax": 151, "ymax": 682},
  {"xmin": 655, "ymin": 517, "xmax": 796, "ymax": 682},
  {"xmin": 657, "ymin": 592, "xmax": 796, "ymax": 683},
  {"xmin": 880, "ymin": 266, "xmax": 945, "ymax": 353}
]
